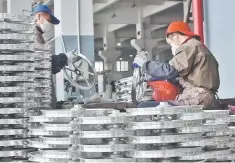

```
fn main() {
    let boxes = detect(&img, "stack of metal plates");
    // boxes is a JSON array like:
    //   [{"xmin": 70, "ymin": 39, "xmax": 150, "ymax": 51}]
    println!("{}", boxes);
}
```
[
  {"xmin": 0, "ymin": 13, "xmax": 38, "ymax": 162},
  {"xmin": 28, "ymin": 105, "xmax": 83, "ymax": 162},
  {"xmin": 71, "ymin": 108, "xmax": 136, "ymax": 163},
  {"xmin": 115, "ymin": 77, "xmax": 153, "ymax": 102},
  {"xmin": 126, "ymin": 103, "xmax": 204, "ymax": 162},
  {"xmin": 181, "ymin": 110, "xmax": 235, "ymax": 162}
]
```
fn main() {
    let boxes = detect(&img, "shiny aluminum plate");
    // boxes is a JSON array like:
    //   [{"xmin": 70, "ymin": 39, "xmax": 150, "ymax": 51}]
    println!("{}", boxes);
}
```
[
  {"xmin": 228, "ymin": 115, "xmax": 235, "ymax": 122},
  {"xmin": 178, "ymin": 124, "xmax": 228, "ymax": 133},
  {"xmin": 0, "ymin": 149, "xmax": 31, "ymax": 157},
  {"xmin": 0, "ymin": 22, "xmax": 33, "ymax": 33},
  {"xmin": 34, "ymin": 63, "xmax": 51, "ymax": 69},
  {"xmin": 17, "ymin": 102, "xmax": 51, "ymax": 108},
  {"xmin": 18, "ymin": 82, "xmax": 51, "ymax": 88},
  {"xmin": 0, "ymin": 34, "xmax": 35, "ymax": 41},
  {"xmin": 0, "ymin": 44, "xmax": 51, "ymax": 52},
  {"xmin": 0, "ymin": 97, "xmax": 51, "ymax": 103},
  {"xmin": 204, "ymin": 117, "xmax": 231, "ymax": 124},
  {"xmin": 29, "ymin": 116, "xmax": 72, "ymax": 123},
  {"xmin": 29, "ymin": 152, "xmax": 68, "ymax": 163},
  {"xmin": 129, "ymin": 120, "xmax": 202, "ymax": 130},
  {"xmin": 28, "ymin": 140, "xmax": 70, "ymax": 149},
  {"xmin": 130, "ymin": 133, "xmax": 202, "ymax": 144},
  {"xmin": 0, "ymin": 65, "xmax": 34, "ymax": 72},
  {"xmin": 181, "ymin": 149, "xmax": 231, "ymax": 161},
  {"xmin": 0, "ymin": 55, "xmax": 34, "ymax": 61},
  {"xmin": 29, "ymin": 128, "xmax": 70, "ymax": 136},
  {"xmin": 19, "ymin": 70, "xmax": 52, "ymax": 79},
  {"xmin": 0, "ymin": 118, "xmax": 28, "ymax": 125},
  {"xmin": 0, "ymin": 129, "xmax": 27, "ymax": 136},
  {"xmin": 31, "ymin": 137, "xmax": 70, "ymax": 145},
  {"xmin": 0, "ymin": 87, "xmax": 35, "ymax": 93},
  {"xmin": 127, "ymin": 105, "xmax": 203, "ymax": 115},
  {"xmin": 0, "ymin": 139, "xmax": 27, "ymax": 147},
  {"xmin": 0, "ymin": 13, "xmax": 32, "ymax": 22},
  {"xmin": 0, "ymin": 160, "xmax": 32, "ymax": 163},
  {"xmin": 180, "ymin": 136, "xmax": 231, "ymax": 147},
  {"xmin": 73, "ymin": 130, "xmax": 134, "ymax": 138},
  {"xmin": 42, "ymin": 123, "xmax": 72, "ymax": 132},
  {"xmin": 80, "ymin": 109, "xmax": 120, "ymax": 117},
  {"xmin": 73, "ymin": 158, "xmax": 135, "ymax": 163},
  {"xmin": 127, "ymin": 147, "xmax": 202, "ymax": 158},
  {"xmin": 0, "ymin": 76, "xmax": 34, "ymax": 82},
  {"xmin": 40, "ymin": 109, "xmax": 80, "ymax": 118},
  {"xmin": 74, "ymin": 115, "xmax": 133, "ymax": 124},
  {"xmin": 0, "ymin": 108, "xmax": 28, "ymax": 115},
  {"xmin": 74, "ymin": 144, "xmax": 134, "ymax": 152},
  {"xmin": 34, "ymin": 52, "xmax": 52, "ymax": 60},
  {"xmin": 203, "ymin": 110, "xmax": 229, "ymax": 119},
  {"xmin": 38, "ymin": 150, "xmax": 71, "ymax": 159}
]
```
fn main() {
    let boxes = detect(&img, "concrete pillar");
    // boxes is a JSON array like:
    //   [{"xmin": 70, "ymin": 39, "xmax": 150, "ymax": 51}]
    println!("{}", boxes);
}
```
[
  {"xmin": 133, "ymin": 7, "xmax": 155, "ymax": 59},
  {"xmin": 54, "ymin": 0, "xmax": 80, "ymax": 101},
  {"xmin": 204, "ymin": 0, "xmax": 235, "ymax": 98},
  {"xmin": 79, "ymin": 0, "xmax": 95, "ymax": 98},
  {"xmin": 7, "ymin": 0, "xmax": 33, "ymax": 15}
]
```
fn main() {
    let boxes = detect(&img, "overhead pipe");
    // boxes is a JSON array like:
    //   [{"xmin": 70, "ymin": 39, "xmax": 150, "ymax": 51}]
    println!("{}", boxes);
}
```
[{"xmin": 192, "ymin": 0, "xmax": 204, "ymax": 43}]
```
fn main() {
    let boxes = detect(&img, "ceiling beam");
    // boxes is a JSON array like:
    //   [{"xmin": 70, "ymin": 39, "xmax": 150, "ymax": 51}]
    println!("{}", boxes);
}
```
[
  {"xmin": 93, "ymin": 0, "xmax": 120, "ymax": 14},
  {"xmin": 93, "ymin": 0, "xmax": 108, "ymax": 3},
  {"xmin": 94, "ymin": 1, "xmax": 182, "ymax": 28},
  {"xmin": 108, "ymin": 24, "xmax": 128, "ymax": 32},
  {"xmin": 143, "ymin": 1, "xmax": 182, "ymax": 17}
]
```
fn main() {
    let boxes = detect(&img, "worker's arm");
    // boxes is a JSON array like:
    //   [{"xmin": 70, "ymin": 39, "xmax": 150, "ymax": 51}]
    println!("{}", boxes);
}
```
[
  {"xmin": 142, "ymin": 61, "xmax": 179, "ymax": 80},
  {"xmin": 169, "ymin": 45, "xmax": 196, "ymax": 77},
  {"xmin": 52, "ymin": 53, "xmax": 68, "ymax": 74}
]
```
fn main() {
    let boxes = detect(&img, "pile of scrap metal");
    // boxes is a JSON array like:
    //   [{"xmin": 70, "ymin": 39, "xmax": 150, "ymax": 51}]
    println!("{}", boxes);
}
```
[{"xmin": 115, "ymin": 76, "xmax": 153, "ymax": 103}]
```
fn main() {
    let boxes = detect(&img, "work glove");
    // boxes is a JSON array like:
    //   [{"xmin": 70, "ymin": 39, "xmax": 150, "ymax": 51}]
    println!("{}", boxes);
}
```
[
  {"xmin": 132, "ymin": 51, "xmax": 148, "ymax": 68},
  {"xmin": 52, "ymin": 53, "xmax": 68, "ymax": 74}
]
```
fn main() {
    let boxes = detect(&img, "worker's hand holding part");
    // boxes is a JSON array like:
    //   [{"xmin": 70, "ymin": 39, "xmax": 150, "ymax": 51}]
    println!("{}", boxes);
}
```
[
  {"xmin": 132, "ymin": 51, "xmax": 148, "ymax": 68},
  {"xmin": 52, "ymin": 53, "xmax": 68, "ymax": 74}
]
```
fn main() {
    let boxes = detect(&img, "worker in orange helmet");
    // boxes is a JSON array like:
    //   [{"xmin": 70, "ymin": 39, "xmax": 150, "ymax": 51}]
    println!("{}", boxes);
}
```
[{"xmin": 133, "ymin": 21, "xmax": 220, "ymax": 108}]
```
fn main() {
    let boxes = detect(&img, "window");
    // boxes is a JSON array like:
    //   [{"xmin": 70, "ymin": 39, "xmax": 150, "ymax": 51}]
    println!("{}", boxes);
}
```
[
  {"xmin": 116, "ymin": 61, "xmax": 129, "ymax": 72},
  {"xmin": 95, "ymin": 61, "xmax": 104, "ymax": 72}
]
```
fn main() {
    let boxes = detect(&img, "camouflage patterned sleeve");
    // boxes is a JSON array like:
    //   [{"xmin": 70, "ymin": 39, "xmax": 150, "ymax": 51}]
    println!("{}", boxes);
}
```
[{"xmin": 169, "ymin": 45, "xmax": 196, "ymax": 77}]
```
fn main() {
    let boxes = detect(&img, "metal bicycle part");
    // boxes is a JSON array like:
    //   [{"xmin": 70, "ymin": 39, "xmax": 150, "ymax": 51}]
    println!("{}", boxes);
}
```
[
  {"xmin": 131, "ymin": 68, "xmax": 146, "ymax": 104},
  {"xmin": 63, "ymin": 50, "xmax": 97, "ymax": 90}
]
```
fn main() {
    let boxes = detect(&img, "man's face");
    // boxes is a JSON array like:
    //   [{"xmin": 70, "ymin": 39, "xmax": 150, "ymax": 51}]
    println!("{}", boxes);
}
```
[
  {"xmin": 35, "ymin": 12, "xmax": 51, "ymax": 26},
  {"xmin": 166, "ymin": 33, "xmax": 180, "ymax": 46}
]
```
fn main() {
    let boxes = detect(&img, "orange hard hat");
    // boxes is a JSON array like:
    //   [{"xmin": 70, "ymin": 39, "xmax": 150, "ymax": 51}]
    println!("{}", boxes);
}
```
[{"xmin": 165, "ymin": 21, "xmax": 199, "ymax": 38}]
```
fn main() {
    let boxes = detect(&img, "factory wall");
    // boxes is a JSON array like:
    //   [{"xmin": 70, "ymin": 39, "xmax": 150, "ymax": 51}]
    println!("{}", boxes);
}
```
[{"xmin": 204, "ymin": 0, "xmax": 235, "ymax": 98}]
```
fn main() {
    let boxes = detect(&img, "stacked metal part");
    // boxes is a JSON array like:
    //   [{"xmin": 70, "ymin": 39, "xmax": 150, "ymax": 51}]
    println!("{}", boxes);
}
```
[
  {"xmin": 126, "ymin": 103, "xmax": 204, "ymax": 162},
  {"xmin": 28, "ymin": 106, "xmax": 80, "ymax": 162},
  {"xmin": 0, "ymin": 13, "xmax": 43, "ymax": 161},
  {"xmin": 71, "ymin": 108, "xmax": 135, "ymax": 162},
  {"xmin": 181, "ymin": 110, "xmax": 235, "ymax": 162},
  {"xmin": 115, "ymin": 76, "xmax": 153, "ymax": 102}
]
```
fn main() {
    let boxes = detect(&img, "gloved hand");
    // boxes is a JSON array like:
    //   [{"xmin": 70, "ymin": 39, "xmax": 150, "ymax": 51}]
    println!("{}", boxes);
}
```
[
  {"xmin": 52, "ymin": 53, "xmax": 68, "ymax": 74},
  {"xmin": 132, "ymin": 51, "xmax": 148, "ymax": 68}
]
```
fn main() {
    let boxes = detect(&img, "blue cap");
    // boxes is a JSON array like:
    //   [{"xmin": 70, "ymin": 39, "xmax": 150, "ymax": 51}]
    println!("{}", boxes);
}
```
[{"xmin": 32, "ymin": 4, "xmax": 60, "ymax": 25}]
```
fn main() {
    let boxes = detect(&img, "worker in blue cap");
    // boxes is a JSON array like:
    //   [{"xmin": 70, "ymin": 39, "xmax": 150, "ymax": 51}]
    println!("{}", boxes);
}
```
[
  {"xmin": 32, "ymin": 4, "xmax": 60, "ymax": 43},
  {"xmin": 32, "ymin": 4, "xmax": 68, "ymax": 74}
]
